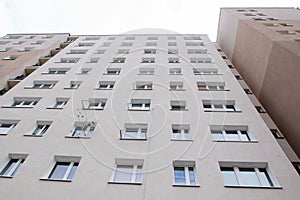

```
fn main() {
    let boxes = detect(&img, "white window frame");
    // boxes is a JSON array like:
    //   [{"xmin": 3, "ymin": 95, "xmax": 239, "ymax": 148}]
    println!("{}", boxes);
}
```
[
  {"xmin": 65, "ymin": 81, "xmax": 81, "ymax": 89},
  {"xmin": 210, "ymin": 125, "xmax": 256, "ymax": 142},
  {"xmin": 141, "ymin": 57, "xmax": 155, "ymax": 63},
  {"xmin": 202, "ymin": 100, "xmax": 239, "ymax": 112},
  {"xmin": 120, "ymin": 123, "xmax": 147, "ymax": 140},
  {"xmin": 97, "ymin": 81, "xmax": 115, "ymax": 90},
  {"xmin": 9, "ymin": 97, "xmax": 40, "ymax": 108},
  {"xmin": 169, "ymin": 68, "xmax": 182, "ymax": 75},
  {"xmin": 59, "ymin": 58, "xmax": 80, "ymax": 63},
  {"xmin": 25, "ymin": 121, "xmax": 52, "ymax": 136},
  {"xmin": 170, "ymin": 82, "xmax": 184, "ymax": 91},
  {"xmin": 128, "ymin": 99, "xmax": 151, "ymax": 111},
  {"xmin": 190, "ymin": 57, "xmax": 212, "ymax": 63},
  {"xmin": 168, "ymin": 49, "xmax": 178, "ymax": 54},
  {"xmin": 197, "ymin": 82, "xmax": 227, "ymax": 91},
  {"xmin": 134, "ymin": 81, "xmax": 152, "ymax": 90},
  {"xmin": 67, "ymin": 121, "xmax": 96, "ymax": 138},
  {"xmin": 109, "ymin": 159, "xmax": 143, "ymax": 184},
  {"xmin": 82, "ymin": 98, "xmax": 107, "ymax": 110},
  {"xmin": 77, "ymin": 68, "xmax": 91, "ymax": 75},
  {"xmin": 170, "ymin": 100, "xmax": 187, "ymax": 111},
  {"xmin": 112, "ymin": 57, "xmax": 126, "ymax": 63},
  {"xmin": 139, "ymin": 68, "xmax": 154, "ymax": 75},
  {"xmin": 193, "ymin": 68, "xmax": 219, "ymax": 75},
  {"xmin": 104, "ymin": 68, "xmax": 121, "ymax": 75},
  {"xmin": 173, "ymin": 161, "xmax": 198, "ymax": 186},
  {"xmin": 219, "ymin": 162, "xmax": 280, "ymax": 188},
  {"xmin": 48, "ymin": 98, "xmax": 69, "ymax": 109},
  {"xmin": 45, "ymin": 68, "xmax": 70, "ymax": 75},
  {"xmin": 0, "ymin": 120, "xmax": 18, "ymax": 135},
  {"xmin": 168, "ymin": 57, "xmax": 180, "ymax": 63},
  {"xmin": 117, "ymin": 49, "xmax": 129, "ymax": 54},
  {"xmin": 29, "ymin": 81, "xmax": 57, "ymax": 89},
  {"xmin": 0, "ymin": 153, "xmax": 28, "ymax": 177},
  {"xmin": 144, "ymin": 49, "xmax": 156, "ymax": 54},
  {"xmin": 171, "ymin": 124, "xmax": 191, "ymax": 141}
]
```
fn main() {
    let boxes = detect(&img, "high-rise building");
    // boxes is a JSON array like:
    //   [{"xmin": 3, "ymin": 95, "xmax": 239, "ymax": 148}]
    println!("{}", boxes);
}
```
[
  {"xmin": 0, "ymin": 33, "xmax": 69, "ymax": 95},
  {"xmin": 217, "ymin": 7, "xmax": 300, "ymax": 157},
  {"xmin": 0, "ymin": 34, "xmax": 299, "ymax": 199}
]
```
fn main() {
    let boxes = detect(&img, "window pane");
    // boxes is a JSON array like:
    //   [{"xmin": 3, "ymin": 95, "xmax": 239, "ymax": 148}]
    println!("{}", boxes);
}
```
[
  {"xmin": 174, "ymin": 167, "xmax": 186, "ymax": 184},
  {"xmin": 188, "ymin": 167, "xmax": 196, "ymax": 185},
  {"xmin": 259, "ymin": 168, "xmax": 274, "ymax": 186},
  {"xmin": 211, "ymin": 130, "xmax": 224, "ymax": 141},
  {"xmin": 240, "ymin": 131, "xmax": 250, "ymax": 141},
  {"xmin": 114, "ymin": 165, "xmax": 133, "ymax": 183},
  {"xmin": 135, "ymin": 166, "xmax": 142, "ymax": 183},
  {"xmin": 239, "ymin": 168, "xmax": 260, "ymax": 186},
  {"xmin": 226, "ymin": 130, "xmax": 240, "ymax": 141},
  {"xmin": 221, "ymin": 167, "xmax": 238, "ymax": 186},
  {"xmin": 0, "ymin": 159, "xmax": 19, "ymax": 176},
  {"xmin": 67, "ymin": 163, "xmax": 78, "ymax": 180},
  {"xmin": 49, "ymin": 162, "xmax": 69, "ymax": 179}
]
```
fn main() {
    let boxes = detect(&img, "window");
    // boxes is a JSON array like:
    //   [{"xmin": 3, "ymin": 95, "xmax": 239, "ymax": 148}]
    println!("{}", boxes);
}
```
[
  {"xmin": 125, "ymin": 36, "xmax": 135, "ymax": 40},
  {"xmin": 292, "ymin": 162, "xmax": 300, "ymax": 175},
  {"xmin": 168, "ymin": 42, "xmax": 177, "ymax": 46},
  {"xmin": 29, "ymin": 81, "xmax": 57, "ymax": 89},
  {"xmin": 69, "ymin": 49, "xmax": 88, "ymax": 54},
  {"xmin": 65, "ymin": 81, "xmax": 82, "ymax": 89},
  {"xmin": 97, "ymin": 81, "xmax": 115, "ymax": 90},
  {"xmin": 170, "ymin": 100, "xmax": 187, "ymax": 111},
  {"xmin": 184, "ymin": 36, "xmax": 201, "ymax": 40},
  {"xmin": 128, "ymin": 99, "xmax": 151, "ymax": 111},
  {"xmin": 59, "ymin": 58, "xmax": 80, "ymax": 63},
  {"xmin": 235, "ymin": 75, "xmax": 243, "ymax": 80},
  {"xmin": 25, "ymin": 121, "xmax": 52, "ymax": 136},
  {"xmin": 270, "ymin": 129, "xmax": 284, "ymax": 139},
  {"xmin": 210, "ymin": 125, "xmax": 255, "ymax": 142},
  {"xmin": 144, "ymin": 49, "xmax": 156, "ymax": 54},
  {"xmin": 84, "ymin": 36, "xmax": 101, "ymax": 40},
  {"xmin": 82, "ymin": 98, "xmax": 107, "ymax": 110},
  {"xmin": 121, "ymin": 42, "xmax": 132, "ymax": 47},
  {"xmin": 185, "ymin": 42, "xmax": 204, "ymax": 46},
  {"xmin": 190, "ymin": 57, "xmax": 212, "ymax": 63},
  {"xmin": 193, "ymin": 68, "xmax": 218, "ymax": 75},
  {"xmin": 31, "ymin": 40, "xmax": 44, "ymax": 45},
  {"xmin": 0, "ymin": 120, "xmax": 18, "ymax": 135},
  {"xmin": 202, "ymin": 100, "xmax": 239, "ymax": 112},
  {"xmin": 219, "ymin": 162, "xmax": 279, "ymax": 188},
  {"xmin": 134, "ymin": 81, "xmax": 152, "ymax": 90},
  {"xmin": 0, "ymin": 154, "xmax": 27, "ymax": 177},
  {"xmin": 244, "ymin": 13, "xmax": 256, "ymax": 16},
  {"xmin": 2, "ymin": 55, "xmax": 19, "ymax": 60},
  {"xmin": 96, "ymin": 49, "xmax": 106, "ymax": 54},
  {"xmin": 78, "ymin": 42, "xmax": 94, "ymax": 47},
  {"xmin": 139, "ymin": 67, "xmax": 154, "ymax": 75},
  {"xmin": 168, "ymin": 36, "xmax": 176, "ymax": 40},
  {"xmin": 108, "ymin": 36, "xmax": 116, "ymax": 40},
  {"xmin": 263, "ymin": 23, "xmax": 279, "ymax": 27},
  {"xmin": 9, "ymin": 97, "xmax": 40, "ymax": 108},
  {"xmin": 173, "ymin": 161, "xmax": 197, "ymax": 186},
  {"xmin": 77, "ymin": 68, "xmax": 91, "ymax": 75},
  {"xmin": 146, "ymin": 42, "xmax": 157, "ymax": 46},
  {"xmin": 4, "ymin": 35, "xmax": 22, "ymax": 39},
  {"xmin": 117, "ymin": 49, "xmax": 129, "ymax": 54},
  {"xmin": 276, "ymin": 30, "xmax": 296, "ymax": 35},
  {"xmin": 0, "ymin": 41, "xmax": 10, "ymax": 45},
  {"xmin": 48, "ymin": 98, "xmax": 69, "ymax": 109},
  {"xmin": 169, "ymin": 68, "xmax": 182, "ymax": 75},
  {"xmin": 255, "ymin": 106, "xmax": 266, "ymax": 113},
  {"xmin": 86, "ymin": 57, "xmax": 100, "ymax": 63},
  {"xmin": 0, "ymin": 47, "xmax": 12, "ymax": 52},
  {"xmin": 147, "ymin": 36, "xmax": 158, "ymax": 40},
  {"xmin": 112, "ymin": 57, "xmax": 126, "ymax": 63},
  {"xmin": 120, "ymin": 123, "xmax": 147, "ymax": 140},
  {"xmin": 110, "ymin": 158, "xmax": 143, "ymax": 184},
  {"xmin": 168, "ymin": 49, "xmax": 178, "ymax": 54},
  {"xmin": 104, "ymin": 68, "xmax": 121, "ymax": 75},
  {"xmin": 197, "ymin": 82, "xmax": 227, "ymax": 91},
  {"xmin": 18, "ymin": 47, "xmax": 34, "ymax": 52},
  {"xmin": 168, "ymin": 57, "xmax": 180, "ymax": 63},
  {"xmin": 244, "ymin": 88, "xmax": 253, "ymax": 94},
  {"xmin": 187, "ymin": 49, "xmax": 207, "ymax": 54},
  {"xmin": 42, "ymin": 156, "xmax": 80, "ymax": 181},
  {"xmin": 172, "ymin": 124, "xmax": 190, "ymax": 140},
  {"xmin": 141, "ymin": 57, "xmax": 155, "ymax": 63},
  {"xmin": 170, "ymin": 82, "xmax": 184, "ymax": 91},
  {"xmin": 44, "ymin": 68, "xmax": 70, "ymax": 74},
  {"xmin": 67, "ymin": 121, "xmax": 96, "ymax": 138},
  {"xmin": 253, "ymin": 17, "xmax": 267, "ymax": 21}
]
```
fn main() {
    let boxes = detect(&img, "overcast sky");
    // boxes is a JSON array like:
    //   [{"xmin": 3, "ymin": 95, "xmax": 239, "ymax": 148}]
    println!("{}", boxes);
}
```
[{"xmin": 0, "ymin": 0, "xmax": 298, "ymax": 41}]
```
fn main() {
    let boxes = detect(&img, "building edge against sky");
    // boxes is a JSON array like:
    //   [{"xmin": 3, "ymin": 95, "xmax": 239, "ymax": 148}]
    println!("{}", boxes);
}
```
[
  {"xmin": 0, "ymin": 32, "xmax": 299, "ymax": 199},
  {"xmin": 217, "ymin": 7, "xmax": 300, "ymax": 158}
]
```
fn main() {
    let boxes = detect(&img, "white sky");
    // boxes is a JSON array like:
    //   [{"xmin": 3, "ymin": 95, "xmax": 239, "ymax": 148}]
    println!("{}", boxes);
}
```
[{"xmin": 0, "ymin": 0, "xmax": 298, "ymax": 41}]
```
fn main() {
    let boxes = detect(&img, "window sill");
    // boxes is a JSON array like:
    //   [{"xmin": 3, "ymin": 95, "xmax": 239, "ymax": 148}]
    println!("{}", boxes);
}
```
[
  {"xmin": 94, "ymin": 88, "xmax": 113, "ymax": 90},
  {"xmin": 170, "ymin": 89, "xmax": 185, "ymax": 91},
  {"xmin": 204, "ymin": 110, "xmax": 241, "ymax": 113},
  {"xmin": 24, "ymin": 134, "xmax": 43, "ymax": 137},
  {"xmin": 134, "ymin": 89, "xmax": 153, "ymax": 91},
  {"xmin": 169, "ymin": 73, "xmax": 182, "ymax": 75},
  {"xmin": 65, "ymin": 136, "xmax": 91, "ymax": 139},
  {"xmin": 24, "ymin": 87, "xmax": 52, "ymax": 89},
  {"xmin": 108, "ymin": 181, "xmax": 142, "ymax": 185},
  {"xmin": 138, "ymin": 73, "xmax": 154, "ymax": 75},
  {"xmin": 213, "ymin": 140, "xmax": 258, "ymax": 143},
  {"xmin": 224, "ymin": 185, "xmax": 282, "ymax": 189},
  {"xmin": 170, "ymin": 109, "xmax": 189, "ymax": 111},
  {"xmin": 0, "ymin": 175, "xmax": 13, "ymax": 178},
  {"xmin": 40, "ymin": 178, "xmax": 72, "ymax": 182},
  {"xmin": 64, "ymin": 87, "xmax": 78, "ymax": 90},
  {"xmin": 41, "ymin": 72, "xmax": 66, "ymax": 75},
  {"xmin": 47, "ymin": 107, "xmax": 64, "ymax": 110},
  {"xmin": 171, "ymin": 139, "xmax": 193, "ymax": 142},
  {"xmin": 128, "ymin": 109, "xmax": 151, "ymax": 111},
  {"xmin": 82, "ymin": 108, "xmax": 104, "ymax": 110},
  {"xmin": 120, "ymin": 138, "xmax": 147, "ymax": 141},
  {"xmin": 194, "ymin": 74, "xmax": 222, "ymax": 75},
  {"xmin": 173, "ymin": 184, "xmax": 200, "ymax": 187},
  {"xmin": 198, "ymin": 89, "xmax": 230, "ymax": 91},
  {"xmin": 1, "ymin": 106, "xmax": 34, "ymax": 108}
]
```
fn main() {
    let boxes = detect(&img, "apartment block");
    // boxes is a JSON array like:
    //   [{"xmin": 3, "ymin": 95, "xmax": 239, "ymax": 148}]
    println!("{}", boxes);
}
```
[
  {"xmin": 0, "ymin": 34, "xmax": 299, "ymax": 199},
  {"xmin": 217, "ymin": 7, "xmax": 300, "ymax": 157},
  {"xmin": 0, "ymin": 33, "xmax": 69, "ymax": 94}
]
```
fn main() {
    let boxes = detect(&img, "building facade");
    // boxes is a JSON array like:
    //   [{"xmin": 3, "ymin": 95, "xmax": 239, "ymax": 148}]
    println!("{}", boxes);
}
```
[
  {"xmin": 0, "ymin": 33, "xmax": 69, "ymax": 95},
  {"xmin": 0, "ymin": 34, "xmax": 299, "ymax": 199},
  {"xmin": 217, "ymin": 7, "xmax": 300, "ymax": 157}
]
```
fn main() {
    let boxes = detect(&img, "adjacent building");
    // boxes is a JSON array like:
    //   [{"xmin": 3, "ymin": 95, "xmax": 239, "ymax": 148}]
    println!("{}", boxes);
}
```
[
  {"xmin": 0, "ymin": 33, "xmax": 69, "ymax": 95},
  {"xmin": 217, "ymin": 7, "xmax": 300, "ymax": 157},
  {"xmin": 0, "ymin": 34, "xmax": 299, "ymax": 199}
]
